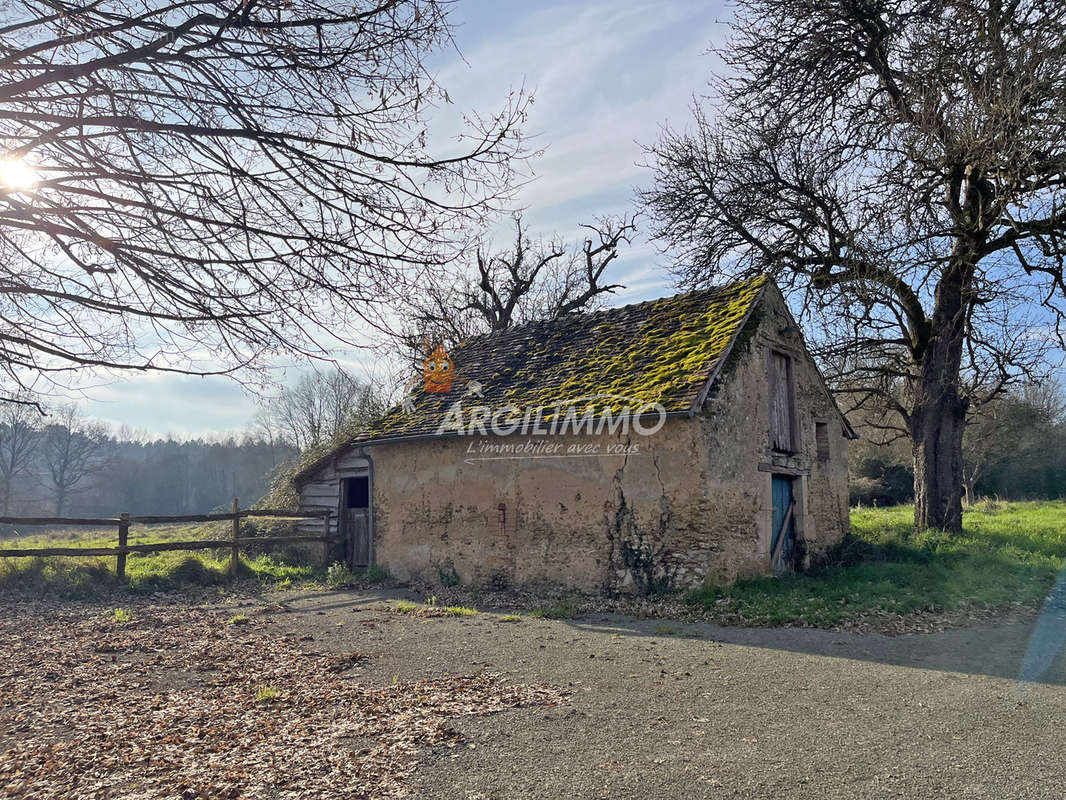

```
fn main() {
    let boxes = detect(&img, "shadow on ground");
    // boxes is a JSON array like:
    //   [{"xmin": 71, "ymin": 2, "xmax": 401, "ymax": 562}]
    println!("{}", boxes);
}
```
[
  {"xmin": 569, "ymin": 613, "xmax": 1066, "ymax": 687},
  {"xmin": 280, "ymin": 586, "xmax": 1066, "ymax": 687}
]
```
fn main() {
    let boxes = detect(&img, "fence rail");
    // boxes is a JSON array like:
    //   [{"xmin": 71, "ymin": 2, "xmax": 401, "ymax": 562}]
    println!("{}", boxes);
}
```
[{"xmin": 0, "ymin": 499, "xmax": 333, "ymax": 579}]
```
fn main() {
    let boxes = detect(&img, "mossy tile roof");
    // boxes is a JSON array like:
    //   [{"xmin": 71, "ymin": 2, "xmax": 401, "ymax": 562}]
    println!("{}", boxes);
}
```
[{"xmin": 355, "ymin": 276, "xmax": 768, "ymax": 443}]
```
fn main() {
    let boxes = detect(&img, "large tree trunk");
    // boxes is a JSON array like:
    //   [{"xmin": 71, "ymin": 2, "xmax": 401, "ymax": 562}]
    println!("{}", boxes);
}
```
[
  {"xmin": 911, "ymin": 384, "xmax": 967, "ymax": 531},
  {"xmin": 909, "ymin": 272, "xmax": 969, "ymax": 533}
]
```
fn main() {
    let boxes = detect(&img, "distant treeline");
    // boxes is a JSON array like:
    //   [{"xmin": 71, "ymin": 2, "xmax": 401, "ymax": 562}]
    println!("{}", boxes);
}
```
[
  {"xmin": 0, "ymin": 370, "xmax": 382, "ymax": 520},
  {"xmin": 0, "ymin": 402, "xmax": 296, "ymax": 519},
  {"xmin": 851, "ymin": 384, "xmax": 1066, "ymax": 506}
]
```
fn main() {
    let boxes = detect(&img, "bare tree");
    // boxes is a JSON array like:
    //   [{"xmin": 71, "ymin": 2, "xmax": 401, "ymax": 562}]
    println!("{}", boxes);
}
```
[
  {"xmin": 258, "ymin": 369, "xmax": 385, "ymax": 451},
  {"xmin": 0, "ymin": 0, "xmax": 530, "ymax": 407},
  {"xmin": 963, "ymin": 382, "xmax": 1065, "ymax": 504},
  {"xmin": 0, "ymin": 400, "xmax": 39, "ymax": 514},
  {"xmin": 393, "ymin": 212, "xmax": 636, "ymax": 358},
  {"xmin": 40, "ymin": 404, "xmax": 113, "ymax": 515},
  {"xmin": 641, "ymin": 0, "xmax": 1066, "ymax": 531}
]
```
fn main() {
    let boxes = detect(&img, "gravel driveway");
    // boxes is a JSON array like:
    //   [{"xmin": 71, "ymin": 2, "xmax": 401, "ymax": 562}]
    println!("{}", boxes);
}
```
[
  {"xmin": 272, "ymin": 588, "xmax": 1066, "ymax": 800},
  {"xmin": 6, "ymin": 588, "xmax": 1063, "ymax": 799}
]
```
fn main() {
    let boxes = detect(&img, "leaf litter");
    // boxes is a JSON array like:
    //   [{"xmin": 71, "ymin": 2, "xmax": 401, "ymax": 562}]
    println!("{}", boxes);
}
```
[{"xmin": 0, "ymin": 599, "xmax": 564, "ymax": 799}]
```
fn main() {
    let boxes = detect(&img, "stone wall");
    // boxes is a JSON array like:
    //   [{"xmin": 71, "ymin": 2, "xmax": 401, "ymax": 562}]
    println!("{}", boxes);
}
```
[
  {"xmin": 367, "ymin": 422, "xmax": 720, "ymax": 591},
  {"xmin": 694, "ymin": 283, "xmax": 852, "ymax": 580}
]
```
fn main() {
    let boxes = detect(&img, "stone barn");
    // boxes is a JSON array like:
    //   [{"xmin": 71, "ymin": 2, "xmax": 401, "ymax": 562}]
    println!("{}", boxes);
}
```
[{"xmin": 294, "ymin": 277, "xmax": 855, "ymax": 592}]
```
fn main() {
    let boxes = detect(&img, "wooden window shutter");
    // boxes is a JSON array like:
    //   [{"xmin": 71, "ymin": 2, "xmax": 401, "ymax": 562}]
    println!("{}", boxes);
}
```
[
  {"xmin": 769, "ymin": 350, "xmax": 796, "ymax": 453},
  {"xmin": 815, "ymin": 421, "xmax": 830, "ymax": 464}
]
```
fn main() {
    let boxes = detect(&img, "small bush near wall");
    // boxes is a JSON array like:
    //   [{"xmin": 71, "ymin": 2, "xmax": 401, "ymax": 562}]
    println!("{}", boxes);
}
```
[
  {"xmin": 437, "ymin": 561, "xmax": 461, "ymax": 587},
  {"xmin": 618, "ymin": 536, "xmax": 675, "ymax": 595}
]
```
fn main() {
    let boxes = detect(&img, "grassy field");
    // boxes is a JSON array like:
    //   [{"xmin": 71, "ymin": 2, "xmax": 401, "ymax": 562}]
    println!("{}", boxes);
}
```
[
  {"xmin": 3, "ymin": 501, "xmax": 1064, "ymax": 628},
  {"xmin": 0, "ymin": 521, "xmax": 387, "ymax": 597},
  {"xmin": 687, "ymin": 499, "xmax": 1066, "ymax": 626}
]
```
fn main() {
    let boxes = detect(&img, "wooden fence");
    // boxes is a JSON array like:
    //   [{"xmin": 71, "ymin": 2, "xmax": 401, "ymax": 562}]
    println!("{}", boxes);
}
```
[{"xmin": 0, "ymin": 499, "xmax": 332, "ymax": 579}]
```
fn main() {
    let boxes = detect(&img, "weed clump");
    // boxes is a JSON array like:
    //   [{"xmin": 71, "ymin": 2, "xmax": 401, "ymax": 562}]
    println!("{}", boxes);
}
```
[{"xmin": 529, "ymin": 597, "xmax": 580, "ymax": 620}]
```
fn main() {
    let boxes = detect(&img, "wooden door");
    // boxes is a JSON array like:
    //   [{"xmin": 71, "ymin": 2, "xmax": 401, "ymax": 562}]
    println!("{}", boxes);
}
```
[
  {"xmin": 344, "ymin": 508, "xmax": 370, "ymax": 568},
  {"xmin": 770, "ymin": 475, "xmax": 796, "ymax": 576},
  {"xmin": 341, "ymin": 476, "xmax": 371, "ymax": 569}
]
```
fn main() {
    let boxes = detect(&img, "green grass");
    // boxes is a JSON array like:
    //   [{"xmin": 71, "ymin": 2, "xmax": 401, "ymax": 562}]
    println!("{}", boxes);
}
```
[
  {"xmin": 6, "ymin": 501, "xmax": 1064, "ymax": 628},
  {"xmin": 394, "ymin": 599, "xmax": 478, "ymax": 617},
  {"xmin": 686, "ymin": 500, "xmax": 1066, "ymax": 626},
  {"xmin": 255, "ymin": 685, "xmax": 279, "ymax": 703},
  {"xmin": 529, "ymin": 597, "xmax": 580, "ymax": 620},
  {"xmin": 325, "ymin": 561, "xmax": 391, "ymax": 588},
  {"xmin": 0, "ymin": 522, "xmax": 322, "ymax": 598}
]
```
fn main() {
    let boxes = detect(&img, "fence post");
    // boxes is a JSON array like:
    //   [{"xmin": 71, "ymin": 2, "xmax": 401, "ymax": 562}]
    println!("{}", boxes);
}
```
[
  {"xmin": 116, "ymin": 513, "xmax": 130, "ymax": 580},
  {"xmin": 230, "ymin": 498, "xmax": 240, "ymax": 578},
  {"xmin": 322, "ymin": 509, "xmax": 332, "ymax": 567}
]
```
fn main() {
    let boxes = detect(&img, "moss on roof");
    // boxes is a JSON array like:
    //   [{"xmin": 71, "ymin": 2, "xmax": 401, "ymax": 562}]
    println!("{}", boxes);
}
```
[
  {"xmin": 357, "ymin": 276, "xmax": 768, "ymax": 442},
  {"xmin": 292, "ymin": 277, "xmax": 768, "ymax": 484}
]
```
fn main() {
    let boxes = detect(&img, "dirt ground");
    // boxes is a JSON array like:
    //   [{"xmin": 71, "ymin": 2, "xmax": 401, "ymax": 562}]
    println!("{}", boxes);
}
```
[{"xmin": 4, "ymin": 587, "xmax": 1066, "ymax": 799}]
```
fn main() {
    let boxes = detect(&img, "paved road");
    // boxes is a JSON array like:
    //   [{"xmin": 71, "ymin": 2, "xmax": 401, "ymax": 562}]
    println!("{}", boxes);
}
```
[{"xmin": 275, "ymin": 590, "xmax": 1066, "ymax": 799}]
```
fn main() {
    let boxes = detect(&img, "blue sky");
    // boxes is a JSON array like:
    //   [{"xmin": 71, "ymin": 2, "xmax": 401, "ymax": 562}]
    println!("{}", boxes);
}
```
[{"xmin": 78, "ymin": 0, "xmax": 730, "ymax": 436}]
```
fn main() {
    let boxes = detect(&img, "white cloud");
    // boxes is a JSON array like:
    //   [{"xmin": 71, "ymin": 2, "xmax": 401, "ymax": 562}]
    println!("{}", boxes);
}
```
[{"xmin": 435, "ymin": 0, "xmax": 726, "ymax": 225}]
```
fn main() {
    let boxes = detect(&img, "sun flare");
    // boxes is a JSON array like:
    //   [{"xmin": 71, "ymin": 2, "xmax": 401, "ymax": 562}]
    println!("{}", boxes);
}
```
[{"xmin": 0, "ymin": 158, "xmax": 37, "ymax": 191}]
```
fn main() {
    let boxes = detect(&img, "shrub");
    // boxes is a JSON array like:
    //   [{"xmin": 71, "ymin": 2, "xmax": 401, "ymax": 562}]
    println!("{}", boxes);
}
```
[
  {"xmin": 437, "ymin": 561, "xmax": 461, "ymax": 587},
  {"xmin": 393, "ymin": 600, "xmax": 477, "ymax": 617},
  {"xmin": 0, "ymin": 557, "xmax": 119, "ymax": 600},
  {"xmin": 171, "ymin": 556, "xmax": 228, "ymax": 586},
  {"xmin": 325, "ymin": 562, "xmax": 391, "ymax": 588},
  {"xmin": 326, "ymin": 562, "xmax": 357, "ymax": 588},
  {"xmin": 360, "ymin": 564, "xmax": 391, "ymax": 584},
  {"xmin": 443, "ymin": 605, "xmax": 477, "ymax": 617}
]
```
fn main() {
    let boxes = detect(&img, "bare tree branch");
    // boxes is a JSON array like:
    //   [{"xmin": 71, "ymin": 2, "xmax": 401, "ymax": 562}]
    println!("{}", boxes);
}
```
[
  {"xmin": 389, "ymin": 212, "xmax": 636, "ymax": 363},
  {"xmin": 640, "ymin": 0, "xmax": 1066, "ymax": 531},
  {"xmin": 0, "ymin": 0, "xmax": 532, "ymax": 405}
]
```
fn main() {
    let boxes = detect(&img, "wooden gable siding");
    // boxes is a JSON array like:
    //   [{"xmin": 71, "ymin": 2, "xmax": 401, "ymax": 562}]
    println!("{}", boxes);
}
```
[
  {"xmin": 297, "ymin": 476, "xmax": 341, "ymax": 537},
  {"xmin": 296, "ymin": 451, "xmax": 370, "ymax": 537}
]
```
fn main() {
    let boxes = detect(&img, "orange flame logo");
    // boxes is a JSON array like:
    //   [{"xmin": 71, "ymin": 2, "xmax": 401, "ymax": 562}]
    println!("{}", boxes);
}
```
[{"xmin": 423, "ymin": 344, "xmax": 454, "ymax": 393}]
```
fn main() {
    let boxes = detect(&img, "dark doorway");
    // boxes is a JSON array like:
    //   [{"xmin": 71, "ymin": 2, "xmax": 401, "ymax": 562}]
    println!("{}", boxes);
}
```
[
  {"xmin": 341, "ymin": 476, "xmax": 371, "ymax": 568},
  {"xmin": 344, "ymin": 476, "xmax": 369, "ymax": 509}
]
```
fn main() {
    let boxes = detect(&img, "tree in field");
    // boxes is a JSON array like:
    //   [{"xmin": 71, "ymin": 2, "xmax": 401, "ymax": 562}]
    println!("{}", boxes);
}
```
[
  {"xmin": 641, "ymin": 0, "xmax": 1066, "ymax": 531},
  {"xmin": 40, "ymin": 404, "xmax": 113, "ymax": 515},
  {"xmin": 392, "ymin": 212, "xmax": 636, "ymax": 360},
  {"xmin": 962, "ymin": 382, "xmax": 1065, "ymax": 504},
  {"xmin": 0, "ymin": 0, "xmax": 529, "ymax": 408},
  {"xmin": 255, "ymin": 369, "xmax": 385, "ymax": 451},
  {"xmin": 0, "ymin": 400, "xmax": 39, "ymax": 514}
]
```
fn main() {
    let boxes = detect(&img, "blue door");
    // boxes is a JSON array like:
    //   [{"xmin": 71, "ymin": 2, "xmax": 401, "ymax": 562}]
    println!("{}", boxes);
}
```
[{"xmin": 770, "ymin": 475, "xmax": 796, "ymax": 575}]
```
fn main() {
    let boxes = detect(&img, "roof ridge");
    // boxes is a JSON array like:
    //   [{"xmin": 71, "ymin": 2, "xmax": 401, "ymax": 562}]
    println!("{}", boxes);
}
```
[{"xmin": 454, "ymin": 275, "xmax": 769, "ymax": 351}]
